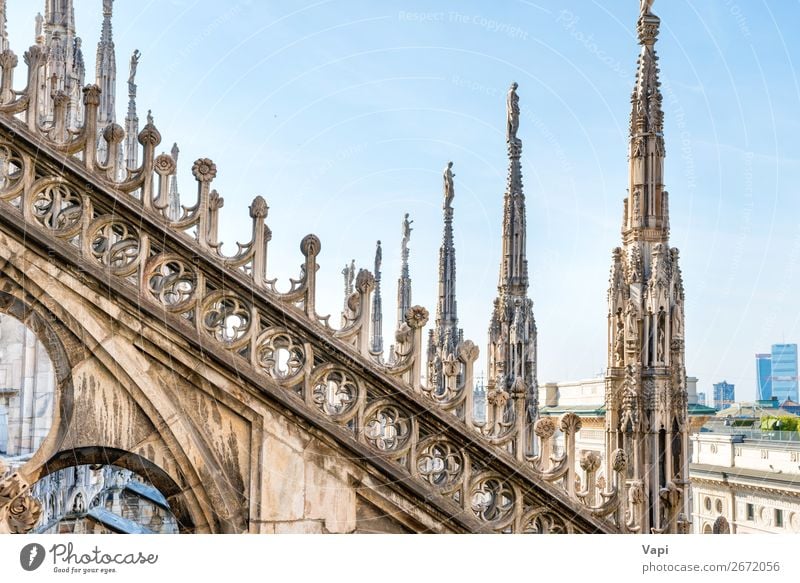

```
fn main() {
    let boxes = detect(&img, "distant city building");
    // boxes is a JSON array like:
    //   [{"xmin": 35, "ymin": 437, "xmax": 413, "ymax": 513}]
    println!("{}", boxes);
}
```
[
  {"xmin": 712, "ymin": 381, "xmax": 735, "ymax": 410},
  {"xmin": 756, "ymin": 353, "xmax": 772, "ymax": 400},
  {"xmin": 691, "ymin": 430, "xmax": 800, "ymax": 534},
  {"xmin": 756, "ymin": 344, "xmax": 799, "ymax": 403},
  {"xmin": 771, "ymin": 344, "xmax": 798, "ymax": 403},
  {"xmin": 697, "ymin": 392, "xmax": 707, "ymax": 406}
]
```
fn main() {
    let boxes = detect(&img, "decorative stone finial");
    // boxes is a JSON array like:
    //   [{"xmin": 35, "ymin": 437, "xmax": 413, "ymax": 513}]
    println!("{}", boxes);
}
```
[
  {"xmin": 103, "ymin": 122, "xmax": 125, "ymax": 143},
  {"xmin": 138, "ymin": 123, "xmax": 161, "ymax": 146},
  {"xmin": 300, "ymin": 234, "xmax": 320, "ymax": 257},
  {"xmin": 355, "ymin": 269, "xmax": 375, "ymax": 293},
  {"xmin": 208, "ymin": 189, "xmax": 224, "ymax": 211},
  {"xmin": 82, "ymin": 83, "xmax": 100, "ymax": 106},
  {"xmin": 249, "ymin": 195, "xmax": 268, "ymax": 219}
]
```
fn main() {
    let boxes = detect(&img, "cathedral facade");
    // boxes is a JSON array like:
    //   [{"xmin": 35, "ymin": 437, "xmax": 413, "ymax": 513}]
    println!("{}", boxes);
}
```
[{"xmin": 0, "ymin": 0, "xmax": 689, "ymax": 534}]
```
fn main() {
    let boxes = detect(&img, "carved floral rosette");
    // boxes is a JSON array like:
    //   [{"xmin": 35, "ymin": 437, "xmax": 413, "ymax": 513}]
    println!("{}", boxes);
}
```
[{"xmin": 0, "ymin": 473, "xmax": 42, "ymax": 534}]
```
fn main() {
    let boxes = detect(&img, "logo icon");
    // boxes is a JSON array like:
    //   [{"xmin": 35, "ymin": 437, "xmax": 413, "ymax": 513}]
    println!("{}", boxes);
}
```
[{"xmin": 20, "ymin": 543, "xmax": 46, "ymax": 571}]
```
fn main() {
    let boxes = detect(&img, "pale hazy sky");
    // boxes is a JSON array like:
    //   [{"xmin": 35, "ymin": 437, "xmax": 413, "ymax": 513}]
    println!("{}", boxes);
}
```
[{"xmin": 7, "ymin": 1, "xmax": 800, "ymax": 401}]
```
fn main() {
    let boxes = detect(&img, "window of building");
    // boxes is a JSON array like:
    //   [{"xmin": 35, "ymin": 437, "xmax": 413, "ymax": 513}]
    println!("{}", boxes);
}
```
[
  {"xmin": 704, "ymin": 497, "xmax": 711, "ymax": 511},
  {"xmin": 715, "ymin": 500, "xmax": 723, "ymax": 514},
  {"xmin": 776, "ymin": 509, "xmax": 784, "ymax": 528},
  {"xmin": 746, "ymin": 503, "xmax": 754, "ymax": 521}
]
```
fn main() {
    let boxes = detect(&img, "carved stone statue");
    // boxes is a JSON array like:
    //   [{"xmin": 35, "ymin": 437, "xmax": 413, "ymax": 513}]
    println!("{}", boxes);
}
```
[
  {"xmin": 401, "ymin": 213, "xmax": 413, "ymax": 251},
  {"xmin": 625, "ymin": 298, "xmax": 639, "ymax": 340},
  {"xmin": 506, "ymin": 82, "xmax": 520, "ymax": 143},
  {"xmin": 443, "ymin": 161, "xmax": 455, "ymax": 209},
  {"xmin": 374, "ymin": 240, "xmax": 382, "ymax": 275},
  {"xmin": 657, "ymin": 324, "xmax": 665, "ymax": 362},
  {"xmin": 640, "ymin": 0, "xmax": 655, "ymax": 16},
  {"xmin": 615, "ymin": 313, "xmax": 624, "ymax": 365},
  {"xmin": 128, "ymin": 49, "xmax": 141, "ymax": 86},
  {"xmin": 671, "ymin": 300, "xmax": 683, "ymax": 338}
]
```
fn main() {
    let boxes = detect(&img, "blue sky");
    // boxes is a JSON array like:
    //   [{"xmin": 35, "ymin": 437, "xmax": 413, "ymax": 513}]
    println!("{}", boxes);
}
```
[{"xmin": 7, "ymin": 1, "xmax": 800, "ymax": 402}]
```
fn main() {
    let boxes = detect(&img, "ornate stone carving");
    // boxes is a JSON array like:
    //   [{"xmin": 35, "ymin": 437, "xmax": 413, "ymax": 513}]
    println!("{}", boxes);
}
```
[
  {"xmin": 88, "ymin": 218, "xmax": 141, "ymax": 275},
  {"xmin": 256, "ymin": 329, "xmax": 305, "ymax": 382},
  {"xmin": 522, "ymin": 509, "xmax": 570, "ymax": 534},
  {"xmin": 416, "ymin": 438, "xmax": 464, "ymax": 491},
  {"xmin": 311, "ymin": 368, "xmax": 359, "ymax": 419},
  {"xmin": 470, "ymin": 474, "xmax": 514, "ymax": 524},
  {"xmin": 0, "ymin": 145, "xmax": 24, "ymax": 200},
  {"xmin": 191, "ymin": 158, "xmax": 217, "ymax": 182},
  {"xmin": 201, "ymin": 292, "xmax": 251, "ymax": 346},
  {"xmin": 363, "ymin": 402, "xmax": 411, "ymax": 454},
  {"xmin": 559, "ymin": 412, "xmax": 582, "ymax": 435},
  {"xmin": 0, "ymin": 473, "xmax": 42, "ymax": 534},
  {"xmin": 405, "ymin": 305, "xmax": 429, "ymax": 329},
  {"xmin": 154, "ymin": 152, "xmax": 176, "ymax": 176},
  {"xmin": 533, "ymin": 416, "xmax": 556, "ymax": 439},
  {"xmin": 30, "ymin": 179, "xmax": 83, "ymax": 235},
  {"xmin": 611, "ymin": 449, "xmax": 627, "ymax": 473},
  {"xmin": 249, "ymin": 196, "xmax": 268, "ymax": 219},
  {"xmin": 146, "ymin": 255, "xmax": 197, "ymax": 309}
]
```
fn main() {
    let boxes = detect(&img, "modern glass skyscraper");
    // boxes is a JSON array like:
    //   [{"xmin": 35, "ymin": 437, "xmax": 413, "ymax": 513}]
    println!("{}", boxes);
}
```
[
  {"xmin": 713, "ymin": 381, "xmax": 735, "ymax": 410},
  {"xmin": 771, "ymin": 344, "xmax": 799, "ymax": 403},
  {"xmin": 756, "ymin": 353, "xmax": 773, "ymax": 400}
]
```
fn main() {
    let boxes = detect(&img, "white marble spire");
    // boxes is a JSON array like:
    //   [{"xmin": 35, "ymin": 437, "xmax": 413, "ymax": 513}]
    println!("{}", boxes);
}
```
[
  {"xmin": 340, "ymin": 259, "xmax": 355, "ymax": 326},
  {"xmin": 168, "ymin": 143, "xmax": 181, "ymax": 220},
  {"xmin": 0, "ymin": 0, "xmax": 9, "ymax": 52},
  {"xmin": 427, "ymin": 162, "xmax": 463, "ymax": 389},
  {"xmin": 96, "ymin": 0, "xmax": 116, "ymax": 127},
  {"xmin": 125, "ymin": 50, "xmax": 140, "ymax": 171},
  {"xmin": 370, "ymin": 240, "xmax": 383, "ymax": 354},
  {"xmin": 39, "ymin": 0, "xmax": 82, "ymax": 127},
  {"xmin": 396, "ymin": 213, "xmax": 413, "ymax": 331},
  {"xmin": 604, "ymin": 0, "xmax": 689, "ymax": 534},
  {"xmin": 486, "ymin": 82, "xmax": 538, "ymax": 438}
]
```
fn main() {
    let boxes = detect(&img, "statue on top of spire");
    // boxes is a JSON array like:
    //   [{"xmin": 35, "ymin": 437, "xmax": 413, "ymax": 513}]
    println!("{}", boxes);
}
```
[
  {"xmin": 443, "ymin": 161, "xmax": 455, "ymax": 209},
  {"xmin": 128, "ymin": 49, "xmax": 140, "ymax": 87},
  {"xmin": 640, "ymin": 0, "xmax": 655, "ymax": 17},
  {"xmin": 401, "ymin": 213, "xmax": 413, "ymax": 253},
  {"xmin": 506, "ymin": 82, "xmax": 520, "ymax": 144}
]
